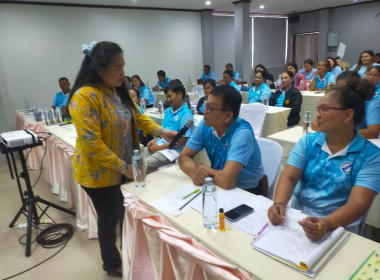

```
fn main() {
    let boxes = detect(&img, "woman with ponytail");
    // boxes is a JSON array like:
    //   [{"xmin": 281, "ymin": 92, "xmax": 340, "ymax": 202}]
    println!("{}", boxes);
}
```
[
  {"xmin": 68, "ymin": 41, "xmax": 176, "ymax": 277},
  {"xmin": 268, "ymin": 77, "xmax": 380, "ymax": 241}
]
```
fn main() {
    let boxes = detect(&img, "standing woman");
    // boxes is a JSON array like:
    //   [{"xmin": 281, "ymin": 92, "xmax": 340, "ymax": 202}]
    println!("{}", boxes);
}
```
[
  {"xmin": 286, "ymin": 62, "xmax": 306, "ymax": 91},
  {"xmin": 196, "ymin": 79, "xmax": 215, "ymax": 115},
  {"xmin": 68, "ymin": 41, "xmax": 176, "ymax": 277},
  {"xmin": 309, "ymin": 60, "xmax": 336, "ymax": 91},
  {"xmin": 351, "ymin": 50, "xmax": 380, "ymax": 78},
  {"xmin": 247, "ymin": 71, "xmax": 272, "ymax": 103},
  {"xmin": 269, "ymin": 71, "xmax": 302, "ymax": 127},
  {"xmin": 268, "ymin": 79, "xmax": 380, "ymax": 240},
  {"xmin": 131, "ymin": 74, "xmax": 155, "ymax": 108},
  {"xmin": 366, "ymin": 66, "xmax": 380, "ymax": 101}
]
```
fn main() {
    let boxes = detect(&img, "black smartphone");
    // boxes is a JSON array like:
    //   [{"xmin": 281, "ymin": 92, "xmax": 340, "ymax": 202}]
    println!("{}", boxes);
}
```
[{"xmin": 225, "ymin": 204, "xmax": 254, "ymax": 222}]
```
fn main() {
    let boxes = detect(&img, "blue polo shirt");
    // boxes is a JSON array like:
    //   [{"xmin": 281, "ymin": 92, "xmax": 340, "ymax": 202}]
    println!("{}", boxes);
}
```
[
  {"xmin": 356, "ymin": 100, "xmax": 380, "ymax": 129},
  {"xmin": 52, "ymin": 91, "xmax": 69, "ymax": 109},
  {"xmin": 247, "ymin": 83, "xmax": 271, "ymax": 103},
  {"xmin": 201, "ymin": 71, "xmax": 215, "ymax": 81},
  {"xmin": 315, "ymin": 72, "xmax": 336, "ymax": 89},
  {"xmin": 298, "ymin": 68, "xmax": 317, "ymax": 81},
  {"xmin": 156, "ymin": 103, "xmax": 193, "ymax": 153},
  {"xmin": 62, "ymin": 92, "xmax": 71, "ymax": 107},
  {"xmin": 156, "ymin": 77, "xmax": 171, "ymax": 89},
  {"xmin": 140, "ymin": 86, "xmax": 155, "ymax": 105},
  {"xmin": 373, "ymin": 83, "xmax": 380, "ymax": 101},
  {"xmin": 186, "ymin": 118, "xmax": 264, "ymax": 190},
  {"xmin": 288, "ymin": 132, "xmax": 380, "ymax": 219},
  {"xmin": 232, "ymin": 70, "xmax": 241, "ymax": 82},
  {"xmin": 275, "ymin": 91, "xmax": 286, "ymax": 107},
  {"xmin": 330, "ymin": 66, "xmax": 342, "ymax": 76},
  {"xmin": 230, "ymin": 81, "xmax": 241, "ymax": 93},
  {"xmin": 350, "ymin": 63, "xmax": 380, "ymax": 78}
]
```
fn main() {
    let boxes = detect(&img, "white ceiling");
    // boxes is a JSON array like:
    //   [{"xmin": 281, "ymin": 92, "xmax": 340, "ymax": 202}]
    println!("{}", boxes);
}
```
[{"xmin": 9, "ymin": 0, "xmax": 375, "ymax": 15}]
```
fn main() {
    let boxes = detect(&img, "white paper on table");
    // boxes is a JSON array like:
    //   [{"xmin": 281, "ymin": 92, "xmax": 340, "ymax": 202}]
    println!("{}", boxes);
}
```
[
  {"xmin": 149, "ymin": 184, "xmax": 201, "ymax": 216},
  {"xmin": 67, "ymin": 131, "xmax": 77, "ymax": 138},
  {"xmin": 158, "ymin": 149, "xmax": 179, "ymax": 162}
]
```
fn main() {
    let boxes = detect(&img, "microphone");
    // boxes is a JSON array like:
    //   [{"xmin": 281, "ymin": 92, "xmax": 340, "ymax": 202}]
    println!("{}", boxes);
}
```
[{"xmin": 168, "ymin": 119, "xmax": 194, "ymax": 149}]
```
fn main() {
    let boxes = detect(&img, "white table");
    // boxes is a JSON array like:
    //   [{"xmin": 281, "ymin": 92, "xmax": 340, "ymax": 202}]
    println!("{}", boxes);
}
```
[
  {"xmin": 300, "ymin": 91, "xmax": 325, "ymax": 121},
  {"xmin": 121, "ymin": 164, "xmax": 380, "ymax": 280}
]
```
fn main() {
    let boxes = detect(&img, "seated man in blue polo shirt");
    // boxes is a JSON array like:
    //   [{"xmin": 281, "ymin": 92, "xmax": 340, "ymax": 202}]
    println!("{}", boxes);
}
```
[
  {"xmin": 152, "ymin": 70, "xmax": 171, "ymax": 91},
  {"xmin": 225, "ymin": 63, "xmax": 241, "ymax": 83},
  {"xmin": 52, "ymin": 77, "xmax": 71, "ymax": 110},
  {"xmin": 146, "ymin": 80, "xmax": 194, "ymax": 173},
  {"xmin": 179, "ymin": 85, "xmax": 265, "ymax": 194},
  {"xmin": 199, "ymin": 64, "xmax": 215, "ymax": 82}
]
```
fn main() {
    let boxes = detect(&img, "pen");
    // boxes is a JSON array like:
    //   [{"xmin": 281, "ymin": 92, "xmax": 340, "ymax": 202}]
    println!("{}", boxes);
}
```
[
  {"xmin": 182, "ymin": 188, "xmax": 200, "ymax": 199},
  {"xmin": 178, "ymin": 191, "xmax": 201, "ymax": 211},
  {"xmin": 257, "ymin": 223, "xmax": 268, "ymax": 236}
]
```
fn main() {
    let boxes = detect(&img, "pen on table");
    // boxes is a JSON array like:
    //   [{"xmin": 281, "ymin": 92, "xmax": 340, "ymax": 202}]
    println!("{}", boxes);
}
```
[
  {"xmin": 254, "ymin": 223, "xmax": 269, "ymax": 240},
  {"xmin": 182, "ymin": 188, "xmax": 200, "ymax": 199},
  {"xmin": 178, "ymin": 191, "xmax": 201, "ymax": 211}
]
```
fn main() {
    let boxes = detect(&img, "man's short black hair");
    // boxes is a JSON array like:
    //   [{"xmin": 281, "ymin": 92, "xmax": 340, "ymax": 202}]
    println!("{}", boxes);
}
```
[
  {"xmin": 211, "ymin": 85, "xmax": 241, "ymax": 120},
  {"xmin": 164, "ymin": 79, "xmax": 186, "ymax": 100},
  {"xmin": 157, "ymin": 70, "xmax": 166, "ymax": 77},
  {"xmin": 58, "ymin": 77, "xmax": 68, "ymax": 82}
]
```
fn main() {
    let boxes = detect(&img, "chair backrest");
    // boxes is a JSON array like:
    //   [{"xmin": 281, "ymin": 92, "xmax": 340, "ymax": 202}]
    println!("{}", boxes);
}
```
[
  {"xmin": 151, "ymin": 94, "xmax": 157, "ymax": 107},
  {"xmin": 256, "ymin": 137, "xmax": 283, "ymax": 199},
  {"xmin": 239, "ymin": 103, "xmax": 267, "ymax": 137}
]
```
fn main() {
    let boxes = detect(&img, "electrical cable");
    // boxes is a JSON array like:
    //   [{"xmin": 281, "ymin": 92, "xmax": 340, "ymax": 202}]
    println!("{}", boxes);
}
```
[{"xmin": 31, "ymin": 136, "xmax": 49, "ymax": 189}]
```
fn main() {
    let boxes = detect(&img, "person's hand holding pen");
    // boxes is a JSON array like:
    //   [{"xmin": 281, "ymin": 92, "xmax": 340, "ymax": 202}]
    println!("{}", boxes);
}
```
[
  {"xmin": 267, "ymin": 202, "xmax": 286, "ymax": 225},
  {"xmin": 298, "ymin": 216, "xmax": 330, "ymax": 241}
]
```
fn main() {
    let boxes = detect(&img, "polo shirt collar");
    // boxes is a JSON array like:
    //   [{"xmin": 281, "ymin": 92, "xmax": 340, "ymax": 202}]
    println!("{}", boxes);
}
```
[
  {"xmin": 170, "ymin": 102, "xmax": 188, "ymax": 114},
  {"xmin": 211, "ymin": 117, "xmax": 242, "ymax": 140},
  {"xmin": 315, "ymin": 130, "xmax": 366, "ymax": 153}
]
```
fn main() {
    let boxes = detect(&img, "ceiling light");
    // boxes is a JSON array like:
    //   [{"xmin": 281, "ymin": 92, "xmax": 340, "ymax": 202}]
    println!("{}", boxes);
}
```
[
  {"xmin": 206, "ymin": 1, "xmax": 211, "ymax": 5},
  {"xmin": 260, "ymin": 5, "xmax": 264, "ymax": 9}
]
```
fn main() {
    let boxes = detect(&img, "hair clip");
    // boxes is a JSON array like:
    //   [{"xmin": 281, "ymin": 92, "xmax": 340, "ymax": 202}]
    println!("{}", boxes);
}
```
[{"xmin": 82, "ymin": 41, "xmax": 97, "ymax": 58}]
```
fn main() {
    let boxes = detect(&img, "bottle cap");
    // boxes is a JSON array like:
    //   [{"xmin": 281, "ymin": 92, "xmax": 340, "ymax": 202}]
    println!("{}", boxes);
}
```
[
  {"xmin": 133, "ymin": 149, "xmax": 139, "ymax": 154},
  {"xmin": 219, "ymin": 208, "xmax": 224, "ymax": 213},
  {"xmin": 205, "ymin": 177, "xmax": 213, "ymax": 183}
]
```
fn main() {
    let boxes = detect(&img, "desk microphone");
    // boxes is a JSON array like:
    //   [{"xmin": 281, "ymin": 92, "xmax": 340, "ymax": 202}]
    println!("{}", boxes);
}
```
[{"xmin": 168, "ymin": 119, "xmax": 194, "ymax": 149}]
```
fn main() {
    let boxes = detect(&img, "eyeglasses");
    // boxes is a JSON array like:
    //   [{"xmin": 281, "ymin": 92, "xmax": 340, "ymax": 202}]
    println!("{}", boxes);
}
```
[
  {"xmin": 204, "ymin": 101, "xmax": 226, "ymax": 113},
  {"xmin": 316, "ymin": 105, "xmax": 345, "ymax": 116}
]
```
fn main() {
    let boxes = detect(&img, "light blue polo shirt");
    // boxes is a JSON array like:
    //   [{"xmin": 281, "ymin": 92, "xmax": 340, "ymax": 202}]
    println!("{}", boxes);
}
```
[
  {"xmin": 62, "ymin": 92, "xmax": 71, "ymax": 107},
  {"xmin": 156, "ymin": 77, "xmax": 171, "ymax": 89},
  {"xmin": 232, "ymin": 70, "xmax": 241, "ymax": 82},
  {"xmin": 275, "ymin": 91, "xmax": 286, "ymax": 107},
  {"xmin": 247, "ymin": 83, "xmax": 271, "ymax": 103},
  {"xmin": 298, "ymin": 68, "xmax": 317, "ymax": 81},
  {"xmin": 201, "ymin": 71, "xmax": 215, "ymax": 81},
  {"xmin": 356, "ymin": 100, "xmax": 380, "ymax": 129},
  {"xmin": 350, "ymin": 63, "xmax": 380, "ymax": 78},
  {"xmin": 52, "ymin": 91, "xmax": 69, "ymax": 109},
  {"xmin": 288, "ymin": 132, "xmax": 380, "ymax": 219},
  {"xmin": 315, "ymin": 72, "xmax": 336, "ymax": 89},
  {"xmin": 230, "ymin": 81, "xmax": 241, "ymax": 93},
  {"xmin": 186, "ymin": 118, "xmax": 264, "ymax": 190},
  {"xmin": 373, "ymin": 83, "xmax": 380, "ymax": 101},
  {"xmin": 156, "ymin": 103, "xmax": 193, "ymax": 153},
  {"xmin": 140, "ymin": 86, "xmax": 154, "ymax": 105},
  {"xmin": 330, "ymin": 66, "xmax": 342, "ymax": 76}
]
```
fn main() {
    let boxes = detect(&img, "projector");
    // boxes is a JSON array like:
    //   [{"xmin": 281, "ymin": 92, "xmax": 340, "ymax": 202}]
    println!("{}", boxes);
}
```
[{"xmin": 1, "ymin": 130, "xmax": 39, "ymax": 148}]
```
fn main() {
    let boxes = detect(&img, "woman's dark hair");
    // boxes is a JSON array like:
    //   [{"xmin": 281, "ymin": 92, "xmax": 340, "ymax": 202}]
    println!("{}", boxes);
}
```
[
  {"xmin": 254, "ymin": 70, "xmax": 266, "ymax": 81},
  {"xmin": 320, "ymin": 59, "xmax": 332, "ymax": 72},
  {"xmin": 68, "ymin": 41, "xmax": 135, "ymax": 111},
  {"xmin": 286, "ymin": 62, "xmax": 298, "ymax": 72},
  {"xmin": 336, "ymin": 70, "xmax": 360, "ymax": 81},
  {"xmin": 129, "ymin": 87, "xmax": 141, "ymax": 100},
  {"xmin": 282, "ymin": 70, "xmax": 294, "ymax": 79},
  {"xmin": 203, "ymin": 79, "xmax": 216, "ymax": 88},
  {"xmin": 304, "ymin": 59, "xmax": 314, "ymax": 66},
  {"xmin": 254, "ymin": 64, "xmax": 271, "ymax": 78},
  {"xmin": 131, "ymin": 74, "xmax": 146, "ymax": 87},
  {"xmin": 164, "ymin": 79, "xmax": 186, "ymax": 100},
  {"xmin": 157, "ymin": 70, "xmax": 166, "ymax": 77},
  {"xmin": 211, "ymin": 85, "xmax": 242, "ymax": 120},
  {"xmin": 332, "ymin": 78, "xmax": 375, "ymax": 125},
  {"xmin": 223, "ymin": 69, "xmax": 233, "ymax": 78},
  {"xmin": 368, "ymin": 65, "xmax": 380, "ymax": 75},
  {"xmin": 354, "ymin": 50, "xmax": 375, "ymax": 72},
  {"xmin": 326, "ymin": 56, "xmax": 337, "ymax": 68}
]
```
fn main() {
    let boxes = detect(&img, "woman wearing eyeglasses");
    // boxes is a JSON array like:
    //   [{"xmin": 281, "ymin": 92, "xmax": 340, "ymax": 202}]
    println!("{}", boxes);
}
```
[{"xmin": 268, "ymin": 77, "xmax": 380, "ymax": 241}]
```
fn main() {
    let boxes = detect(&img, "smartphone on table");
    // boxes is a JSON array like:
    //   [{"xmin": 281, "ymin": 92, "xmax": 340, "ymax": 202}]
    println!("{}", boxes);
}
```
[{"xmin": 225, "ymin": 204, "xmax": 254, "ymax": 222}]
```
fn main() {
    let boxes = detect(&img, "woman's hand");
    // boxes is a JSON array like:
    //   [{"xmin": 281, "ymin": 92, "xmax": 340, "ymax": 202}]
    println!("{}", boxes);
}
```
[
  {"xmin": 161, "ymin": 129, "xmax": 178, "ymax": 142},
  {"xmin": 122, "ymin": 165, "xmax": 134, "ymax": 179},
  {"xmin": 268, "ymin": 203, "xmax": 286, "ymax": 225},
  {"xmin": 298, "ymin": 216, "xmax": 330, "ymax": 241}
]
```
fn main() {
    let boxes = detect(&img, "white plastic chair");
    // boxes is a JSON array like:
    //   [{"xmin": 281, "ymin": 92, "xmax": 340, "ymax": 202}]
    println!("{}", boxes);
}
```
[
  {"xmin": 239, "ymin": 103, "xmax": 267, "ymax": 137},
  {"xmin": 256, "ymin": 137, "xmax": 283, "ymax": 199}
]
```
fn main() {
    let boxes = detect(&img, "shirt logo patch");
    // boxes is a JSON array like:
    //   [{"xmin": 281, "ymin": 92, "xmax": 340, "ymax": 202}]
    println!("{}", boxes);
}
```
[
  {"xmin": 340, "ymin": 161, "xmax": 353, "ymax": 174},
  {"xmin": 284, "ymin": 99, "xmax": 290, "ymax": 105},
  {"xmin": 174, "ymin": 115, "xmax": 179, "ymax": 122}
]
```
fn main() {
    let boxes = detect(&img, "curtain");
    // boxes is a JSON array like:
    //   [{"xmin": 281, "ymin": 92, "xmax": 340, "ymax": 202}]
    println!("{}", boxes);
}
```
[{"xmin": 294, "ymin": 33, "xmax": 319, "ymax": 69}]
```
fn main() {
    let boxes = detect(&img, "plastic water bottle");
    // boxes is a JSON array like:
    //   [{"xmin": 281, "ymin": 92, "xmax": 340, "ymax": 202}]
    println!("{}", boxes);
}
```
[
  {"xmin": 48, "ymin": 109, "xmax": 55, "ymax": 125},
  {"xmin": 140, "ymin": 98, "xmax": 146, "ymax": 111},
  {"xmin": 132, "ymin": 149, "xmax": 146, "ymax": 188},
  {"xmin": 276, "ymin": 74, "xmax": 282, "ymax": 89},
  {"xmin": 158, "ymin": 100, "xmax": 164, "ymax": 118},
  {"xmin": 191, "ymin": 104, "xmax": 196, "ymax": 115},
  {"xmin": 303, "ymin": 111, "xmax": 311, "ymax": 135},
  {"xmin": 43, "ymin": 108, "xmax": 49, "ymax": 126},
  {"xmin": 300, "ymin": 80, "xmax": 305, "ymax": 91},
  {"xmin": 31, "ymin": 102, "xmax": 37, "ymax": 112},
  {"xmin": 263, "ymin": 92, "xmax": 269, "ymax": 109},
  {"xmin": 202, "ymin": 177, "xmax": 218, "ymax": 229},
  {"xmin": 23, "ymin": 98, "xmax": 30, "ymax": 110},
  {"xmin": 54, "ymin": 108, "xmax": 62, "ymax": 123}
]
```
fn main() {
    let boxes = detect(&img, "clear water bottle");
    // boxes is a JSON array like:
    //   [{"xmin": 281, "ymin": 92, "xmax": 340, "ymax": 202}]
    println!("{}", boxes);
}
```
[
  {"xmin": 55, "ymin": 108, "xmax": 62, "ymax": 123},
  {"xmin": 140, "ymin": 98, "xmax": 146, "ymax": 111},
  {"xmin": 303, "ymin": 111, "xmax": 311, "ymax": 135},
  {"xmin": 191, "ymin": 104, "xmax": 196, "ymax": 115},
  {"xmin": 277, "ymin": 74, "xmax": 282, "ymax": 89},
  {"xmin": 132, "ymin": 149, "xmax": 146, "ymax": 188},
  {"xmin": 43, "ymin": 108, "xmax": 49, "ymax": 126},
  {"xmin": 300, "ymin": 80, "xmax": 305, "ymax": 91},
  {"xmin": 48, "ymin": 109, "xmax": 55, "ymax": 125},
  {"xmin": 263, "ymin": 92, "xmax": 269, "ymax": 109},
  {"xmin": 202, "ymin": 177, "xmax": 218, "ymax": 229},
  {"xmin": 31, "ymin": 102, "xmax": 37, "ymax": 112},
  {"xmin": 158, "ymin": 100, "xmax": 164, "ymax": 118},
  {"xmin": 23, "ymin": 98, "xmax": 30, "ymax": 110}
]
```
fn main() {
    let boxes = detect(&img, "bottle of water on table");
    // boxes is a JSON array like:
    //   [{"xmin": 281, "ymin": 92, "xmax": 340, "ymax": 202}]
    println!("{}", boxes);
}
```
[
  {"xmin": 303, "ymin": 111, "xmax": 311, "ymax": 135},
  {"xmin": 23, "ymin": 98, "xmax": 30, "ymax": 110},
  {"xmin": 202, "ymin": 177, "xmax": 218, "ymax": 229},
  {"xmin": 132, "ymin": 149, "xmax": 146, "ymax": 188},
  {"xmin": 263, "ymin": 92, "xmax": 269, "ymax": 109},
  {"xmin": 140, "ymin": 98, "xmax": 146, "ymax": 111},
  {"xmin": 158, "ymin": 100, "xmax": 164, "ymax": 118},
  {"xmin": 43, "ymin": 108, "xmax": 49, "ymax": 125}
]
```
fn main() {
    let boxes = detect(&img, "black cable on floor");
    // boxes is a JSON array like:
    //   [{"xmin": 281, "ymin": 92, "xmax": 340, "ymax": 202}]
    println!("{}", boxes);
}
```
[{"xmin": 2, "ymin": 223, "xmax": 74, "ymax": 280}]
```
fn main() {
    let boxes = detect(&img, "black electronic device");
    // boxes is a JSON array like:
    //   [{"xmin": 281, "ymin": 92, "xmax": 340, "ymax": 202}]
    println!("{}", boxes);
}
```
[
  {"xmin": 168, "ymin": 119, "xmax": 194, "ymax": 149},
  {"xmin": 225, "ymin": 204, "xmax": 254, "ymax": 222}
]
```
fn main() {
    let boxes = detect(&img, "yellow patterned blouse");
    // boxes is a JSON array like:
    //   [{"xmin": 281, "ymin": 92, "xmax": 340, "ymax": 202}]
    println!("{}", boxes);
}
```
[{"xmin": 69, "ymin": 85, "xmax": 162, "ymax": 188}]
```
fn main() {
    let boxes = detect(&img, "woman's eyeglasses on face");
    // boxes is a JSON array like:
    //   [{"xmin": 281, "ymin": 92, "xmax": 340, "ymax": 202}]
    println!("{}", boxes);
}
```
[
  {"xmin": 316, "ymin": 105, "xmax": 344, "ymax": 116},
  {"xmin": 204, "ymin": 101, "xmax": 226, "ymax": 113}
]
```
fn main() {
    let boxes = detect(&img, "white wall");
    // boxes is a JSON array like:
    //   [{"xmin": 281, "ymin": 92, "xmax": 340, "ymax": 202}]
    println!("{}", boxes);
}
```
[{"xmin": 0, "ymin": 4, "xmax": 203, "ymax": 130}]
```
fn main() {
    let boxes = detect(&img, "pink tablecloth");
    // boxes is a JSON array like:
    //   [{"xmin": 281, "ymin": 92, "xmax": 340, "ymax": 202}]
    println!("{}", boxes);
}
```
[{"xmin": 122, "ymin": 193, "xmax": 252, "ymax": 280}]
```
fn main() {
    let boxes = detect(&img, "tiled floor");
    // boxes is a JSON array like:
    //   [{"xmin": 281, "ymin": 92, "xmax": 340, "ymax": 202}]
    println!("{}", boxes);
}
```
[{"xmin": 0, "ymin": 161, "xmax": 118, "ymax": 280}]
